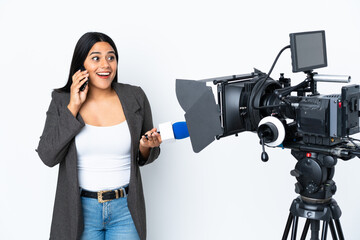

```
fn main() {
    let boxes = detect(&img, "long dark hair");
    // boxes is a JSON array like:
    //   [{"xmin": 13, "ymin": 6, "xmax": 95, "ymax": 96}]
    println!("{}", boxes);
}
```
[{"xmin": 56, "ymin": 32, "xmax": 119, "ymax": 92}]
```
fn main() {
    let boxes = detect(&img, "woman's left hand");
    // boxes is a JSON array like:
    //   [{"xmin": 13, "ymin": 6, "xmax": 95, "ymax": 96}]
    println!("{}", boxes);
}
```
[{"xmin": 140, "ymin": 128, "xmax": 162, "ymax": 149}]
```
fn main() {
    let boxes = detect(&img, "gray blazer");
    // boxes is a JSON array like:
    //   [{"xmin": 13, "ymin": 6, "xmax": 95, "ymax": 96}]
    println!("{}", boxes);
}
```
[{"xmin": 37, "ymin": 82, "xmax": 160, "ymax": 240}]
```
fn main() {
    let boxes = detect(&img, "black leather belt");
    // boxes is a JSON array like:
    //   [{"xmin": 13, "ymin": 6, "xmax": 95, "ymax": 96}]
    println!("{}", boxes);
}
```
[{"xmin": 81, "ymin": 186, "xmax": 129, "ymax": 203}]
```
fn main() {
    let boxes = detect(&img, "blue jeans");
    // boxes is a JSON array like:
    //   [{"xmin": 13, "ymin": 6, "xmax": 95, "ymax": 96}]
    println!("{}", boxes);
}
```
[{"xmin": 81, "ymin": 193, "xmax": 140, "ymax": 240}]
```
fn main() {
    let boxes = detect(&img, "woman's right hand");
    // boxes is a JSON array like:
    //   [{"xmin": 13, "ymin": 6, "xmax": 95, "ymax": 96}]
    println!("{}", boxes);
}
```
[{"xmin": 67, "ymin": 69, "xmax": 89, "ymax": 117}]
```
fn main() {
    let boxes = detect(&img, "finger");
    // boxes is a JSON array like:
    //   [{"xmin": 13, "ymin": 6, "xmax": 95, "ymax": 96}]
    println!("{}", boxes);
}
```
[
  {"xmin": 147, "ymin": 136, "xmax": 154, "ymax": 143},
  {"xmin": 77, "ymin": 72, "xmax": 89, "ymax": 83},
  {"xmin": 71, "ymin": 78, "xmax": 88, "ymax": 95},
  {"xmin": 155, "ymin": 132, "xmax": 162, "ymax": 143},
  {"xmin": 144, "ymin": 130, "xmax": 154, "ymax": 139},
  {"xmin": 76, "ymin": 68, "xmax": 88, "ymax": 76},
  {"xmin": 153, "ymin": 131, "xmax": 161, "ymax": 138},
  {"xmin": 150, "ymin": 132, "xmax": 161, "ymax": 145},
  {"xmin": 141, "ymin": 135, "xmax": 149, "ymax": 143},
  {"xmin": 75, "ymin": 77, "xmax": 89, "ymax": 91},
  {"xmin": 150, "ymin": 132, "xmax": 158, "ymax": 141},
  {"xmin": 78, "ymin": 77, "xmax": 89, "ymax": 87},
  {"xmin": 151, "ymin": 133, "xmax": 158, "ymax": 141},
  {"xmin": 143, "ymin": 133, "xmax": 149, "ymax": 140},
  {"xmin": 72, "ymin": 70, "xmax": 82, "ymax": 82},
  {"xmin": 73, "ymin": 71, "xmax": 89, "ymax": 84},
  {"xmin": 149, "ymin": 135, "xmax": 160, "ymax": 146}
]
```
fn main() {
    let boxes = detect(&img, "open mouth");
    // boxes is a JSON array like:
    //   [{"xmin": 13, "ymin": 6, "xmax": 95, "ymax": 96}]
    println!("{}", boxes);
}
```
[{"xmin": 96, "ymin": 72, "xmax": 111, "ymax": 78}]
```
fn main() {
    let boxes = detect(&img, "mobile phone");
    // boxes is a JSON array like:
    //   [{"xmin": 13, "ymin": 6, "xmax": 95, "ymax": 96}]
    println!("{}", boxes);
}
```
[{"xmin": 79, "ymin": 66, "xmax": 88, "ymax": 91}]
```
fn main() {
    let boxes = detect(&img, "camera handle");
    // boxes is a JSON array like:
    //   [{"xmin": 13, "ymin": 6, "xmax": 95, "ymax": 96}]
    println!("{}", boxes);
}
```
[
  {"xmin": 275, "ymin": 71, "xmax": 352, "ymax": 99},
  {"xmin": 274, "ymin": 77, "xmax": 312, "ymax": 99}
]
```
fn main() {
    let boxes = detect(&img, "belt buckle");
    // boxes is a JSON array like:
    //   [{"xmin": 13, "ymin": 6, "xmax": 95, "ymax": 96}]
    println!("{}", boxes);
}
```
[{"xmin": 98, "ymin": 190, "xmax": 111, "ymax": 203}]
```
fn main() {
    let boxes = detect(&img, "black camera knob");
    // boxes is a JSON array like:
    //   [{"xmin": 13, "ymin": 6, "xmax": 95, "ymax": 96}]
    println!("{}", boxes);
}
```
[
  {"xmin": 306, "ymin": 182, "xmax": 318, "ymax": 194},
  {"xmin": 325, "ymin": 180, "xmax": 337, "ymax": 195},
  {"xmin": 294, "ymin": 183, "xmax": 303, "ymax": 194},
  {"xmin": 290, "ymin": 169, "xmax": 301, "ymax": 178},
  {"xmin": 331, "ymin": 184, "xmax": 337, "ymax": 194}
]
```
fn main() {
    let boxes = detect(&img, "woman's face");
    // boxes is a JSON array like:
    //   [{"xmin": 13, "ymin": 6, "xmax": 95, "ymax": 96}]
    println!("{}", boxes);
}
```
[{"xmin": 83, "ymin": 41, "xmax": 117, "ymax": 90}]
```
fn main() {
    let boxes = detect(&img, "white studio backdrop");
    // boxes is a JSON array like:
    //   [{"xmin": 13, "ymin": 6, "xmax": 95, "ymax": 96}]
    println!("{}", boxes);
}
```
[{"xmin": 1, "ymin": 0, "xmax": 360, "ymax": 239}]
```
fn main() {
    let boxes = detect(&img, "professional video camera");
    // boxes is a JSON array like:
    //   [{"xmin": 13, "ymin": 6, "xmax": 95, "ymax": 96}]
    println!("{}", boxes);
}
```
[{"xmin": 176, "ymin": 30, "xmax": 360, "ymax": 239}]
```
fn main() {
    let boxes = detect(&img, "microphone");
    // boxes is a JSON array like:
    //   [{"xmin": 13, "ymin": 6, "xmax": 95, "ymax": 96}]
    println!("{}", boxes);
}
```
[{"xmin": 146, "ymin": 121, "xmax": 190, "ymax": 143}]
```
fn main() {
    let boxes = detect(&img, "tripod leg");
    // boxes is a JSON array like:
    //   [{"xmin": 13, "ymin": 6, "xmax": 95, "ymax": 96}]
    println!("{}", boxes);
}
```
[
  {"xmin": 300, "ymin": 219, "xmax": 310, "ymax": 240},
  {"xmin": 310, "ymin": 220, "xmax": 320, "ymax": 240},
  {"xmin": 329, "ymin": 220, "xmax": 338, "ymax": 240},
  {"xmin": 282, "ymin": 213, "xmax": 294, "ymax": 240},
  {"xmin": 334, "ymin": 219, "xmax": 345, "ymax": 240},
  {"xmin": 321, "ymin": 221, "xmax": 328, "ymax": 240},
  {"xmin": 291, "ymin": 216, "xmax": 299, "ymax": 240}
]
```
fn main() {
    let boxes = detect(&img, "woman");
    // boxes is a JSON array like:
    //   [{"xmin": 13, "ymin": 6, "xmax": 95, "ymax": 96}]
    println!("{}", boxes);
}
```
[{"xmin": 37, "ymin": 32, "xmax": 161, "ymax": 240}]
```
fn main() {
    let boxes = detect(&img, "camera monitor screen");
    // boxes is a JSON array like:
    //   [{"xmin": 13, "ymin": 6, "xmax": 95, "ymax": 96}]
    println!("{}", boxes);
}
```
[{"xmin": 290, "ymin": 30, "xmax": 327, "ymax": 73}]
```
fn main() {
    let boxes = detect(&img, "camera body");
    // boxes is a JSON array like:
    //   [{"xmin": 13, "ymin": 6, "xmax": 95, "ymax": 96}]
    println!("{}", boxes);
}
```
[
  {"xmin": 216, "ymin": 71, "xmax": 360, "ymax": 147},
  {"xmin": 297, "ymin": 86, "xmax": 360, "ymax": 145}
]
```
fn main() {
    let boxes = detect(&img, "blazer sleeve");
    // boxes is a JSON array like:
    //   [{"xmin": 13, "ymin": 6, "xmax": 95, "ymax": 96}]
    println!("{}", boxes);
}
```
[
  {"xmin": 36, "ymin": 91, "xmax": 84, "ymax": 167},
  {"xmin": 137, "ymin": 87, "xmax": 160, "ymax": 166}
]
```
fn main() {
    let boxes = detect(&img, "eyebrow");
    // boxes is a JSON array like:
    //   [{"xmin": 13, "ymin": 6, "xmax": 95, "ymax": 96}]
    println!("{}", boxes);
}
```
[{"xmin": 89, "ymin": 50, "xmax": 116, "ymax": 56}]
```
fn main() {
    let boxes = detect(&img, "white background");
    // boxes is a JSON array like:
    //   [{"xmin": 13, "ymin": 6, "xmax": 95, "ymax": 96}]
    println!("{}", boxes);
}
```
[{"xmin": 1, "ymin": 0, "xmax": 360, "ymax": 239}]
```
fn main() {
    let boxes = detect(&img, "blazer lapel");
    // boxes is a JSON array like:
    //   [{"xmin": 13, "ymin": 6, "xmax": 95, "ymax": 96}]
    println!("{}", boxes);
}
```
[{"xmin": 113, "ymin": 83, "xmax": 143, "ymax": 153}]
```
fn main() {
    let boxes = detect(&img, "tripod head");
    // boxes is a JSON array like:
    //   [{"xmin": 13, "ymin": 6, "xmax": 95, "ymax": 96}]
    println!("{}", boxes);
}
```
[{"xmin": 290, "ymin": 150, "xmax": 337, "ymax": 201}]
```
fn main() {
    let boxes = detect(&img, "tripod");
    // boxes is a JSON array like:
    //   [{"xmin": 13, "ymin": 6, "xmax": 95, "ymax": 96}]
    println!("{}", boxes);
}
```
[
  {"xmin": 281, "ymin": 150, "xmax": 346, "ymax": 240},
  {"xmin": 282, "ymin": 196, "xmax": 344, "ymax": 240}
]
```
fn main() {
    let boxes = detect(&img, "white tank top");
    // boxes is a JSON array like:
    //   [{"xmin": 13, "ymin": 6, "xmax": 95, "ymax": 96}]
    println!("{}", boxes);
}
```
[{"xmin": 75, "ymin": 121, "xmax": 131, "ymax": 191}]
